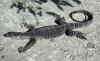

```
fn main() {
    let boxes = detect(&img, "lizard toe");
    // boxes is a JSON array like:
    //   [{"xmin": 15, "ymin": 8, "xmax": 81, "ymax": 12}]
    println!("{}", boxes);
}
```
[
  {"xmin": 76, "ymin": 33, "xmax": 87, "ymax": 40},
  {"xmin": 18, "ymin": 46, "xmax": 26, "ymax": 53}
]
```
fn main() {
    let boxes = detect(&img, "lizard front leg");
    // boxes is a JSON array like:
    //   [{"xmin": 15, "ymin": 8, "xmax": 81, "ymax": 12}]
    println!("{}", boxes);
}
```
[
  {"xmin": 21, "ymin": 22, "xmax": 36, "ymax": 32},
  {"xmin": 21, "ymin": 22, "xmax": 35, "ymax": 29},
  {"xmin": 18, "ymin": 38, "xmax": 36, "ymax": 53},
  {"xmin": 65, "ymin": 29, "xmax": 87, "ymax": 40}
]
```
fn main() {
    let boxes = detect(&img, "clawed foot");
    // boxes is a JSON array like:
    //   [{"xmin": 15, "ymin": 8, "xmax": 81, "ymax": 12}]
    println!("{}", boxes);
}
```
[
  {"xmin": 20, "ymin": 22, "xmax": 35, "ymax": 29},
  {"xmin": 76, "ymin": 32, "xmax": 87, "ymax": 40},
  {"xmin": 20, "ymin": 22, "xmax": 28, "ymax": 28},
  {"xmin": 20, "ymin": 22, "xmax": 27, "ymax": 28},
  {"xmin": 65, "ymin": 30, "xmax": 87, "ymax": 40},
  {"xmin": 18, "ymin": 46, "xmax": 26, "ymax": 53},
  {"xmin": 55, "ymin": 17, "xmax": 66, "ymax": 25},
  {"xmin": 18, "ymin": 38, "xmax": 36, "ymax": 53}
]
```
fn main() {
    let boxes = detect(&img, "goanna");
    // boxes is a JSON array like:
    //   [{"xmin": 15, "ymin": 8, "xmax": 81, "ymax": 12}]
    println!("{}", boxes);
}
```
[{"xmin": 4, "ymin": 10, "xmax": 93, "ymax": 53}]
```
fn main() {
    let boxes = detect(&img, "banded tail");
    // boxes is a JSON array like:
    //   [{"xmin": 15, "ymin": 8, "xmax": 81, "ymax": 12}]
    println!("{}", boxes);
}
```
[{"xmin": 69, "ymin": 10, "xmax": 93, "ymax": 29}]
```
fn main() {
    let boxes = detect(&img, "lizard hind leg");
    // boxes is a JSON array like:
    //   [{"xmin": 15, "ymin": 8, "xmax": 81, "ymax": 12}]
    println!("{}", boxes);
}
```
[
  {"xmin": 18, "ymin": 38, "xmax": 36, "ymax": 53},
  {"xmin": 65, "ymin": 29, "xmax": 87, "ymax": 40}
]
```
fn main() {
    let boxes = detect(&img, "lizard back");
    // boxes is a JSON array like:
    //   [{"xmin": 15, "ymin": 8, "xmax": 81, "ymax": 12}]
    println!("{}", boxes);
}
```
[{"xmin": 34, "ymin": 24, "xmax": 66, "ymax": 38}]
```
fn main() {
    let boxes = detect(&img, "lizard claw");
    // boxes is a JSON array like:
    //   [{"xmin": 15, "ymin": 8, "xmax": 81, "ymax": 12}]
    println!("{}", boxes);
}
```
[
  {"xmin": 76, "ymin": 32, "xmax": 87, "ymax": 40},
  {"xmin": 18, "ymin": 46, "xmax": 26, "ymax": 53},
  {"xmin": 20, "ymin": 22, "xmax": 27, "ymax": 28},
  {"xmin": 56, "ymin": 15, "xmax": 61, "ymax": 19}
]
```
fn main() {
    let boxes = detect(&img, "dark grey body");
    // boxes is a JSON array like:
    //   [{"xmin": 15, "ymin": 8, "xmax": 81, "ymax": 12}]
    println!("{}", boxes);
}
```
[
  {"xmin": 4, "ymin": 20, "xmax": 92, "ymax": 38},
  {"xmin": 4, "ymin": 10, "xmax": 93, "ymax": 53}
]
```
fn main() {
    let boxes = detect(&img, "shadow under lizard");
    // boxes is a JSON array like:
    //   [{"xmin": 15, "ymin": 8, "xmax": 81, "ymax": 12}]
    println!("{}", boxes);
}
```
[{"xmin": 4, "ymin": 10, "xmax": 93, "ymax": 53}]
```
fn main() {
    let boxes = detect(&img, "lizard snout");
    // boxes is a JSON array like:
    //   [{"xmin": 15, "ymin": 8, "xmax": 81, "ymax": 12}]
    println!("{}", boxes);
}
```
[{"xmin": 4, "ymin": 32, "xmax": 15, "ymax": 37}]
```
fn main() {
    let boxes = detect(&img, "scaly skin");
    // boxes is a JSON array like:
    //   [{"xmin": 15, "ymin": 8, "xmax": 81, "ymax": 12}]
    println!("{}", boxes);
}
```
[{"xmin": 4, "ymin": 10, "xmax": 93, "ymax": 53}]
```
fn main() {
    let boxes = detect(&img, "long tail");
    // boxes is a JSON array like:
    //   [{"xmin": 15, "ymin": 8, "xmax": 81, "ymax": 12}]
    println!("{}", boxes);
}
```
[
  {"xmin": 4, "ymin": 32, "xmax": 33, "ymax": 37},
  {"xmin": 69, "ymin": 10, "xmax": 93, "ymax": 29}
]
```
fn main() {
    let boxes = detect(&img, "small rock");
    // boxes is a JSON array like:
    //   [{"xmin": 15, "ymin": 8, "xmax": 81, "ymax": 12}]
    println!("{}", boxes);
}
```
[
  {"xmin": 2, "ymin": 55, "xmax": 4, "ymax": 59},
  {"xmin": 86, "ymin": 42, "xmax": 95, "ymax": 48},
  {"xmin": 0, "ymin": 45, "xmax": 4, "ymax": 51}
]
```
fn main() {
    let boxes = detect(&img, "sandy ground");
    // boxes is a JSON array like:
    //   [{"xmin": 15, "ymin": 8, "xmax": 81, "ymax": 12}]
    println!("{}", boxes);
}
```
[{"xmin": 0, "ymin": 0, "xmax": 100, "ymax": 61}]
